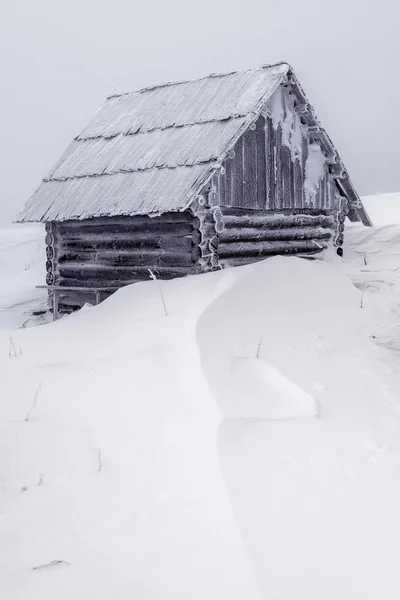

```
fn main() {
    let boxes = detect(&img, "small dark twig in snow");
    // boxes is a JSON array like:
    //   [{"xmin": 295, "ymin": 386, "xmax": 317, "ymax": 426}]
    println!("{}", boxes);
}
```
[
  {"xmin": 38, "ymin": 473, "xmax": 44, "ymax": 486},
  {"xmin": 25, "ymin": 383, "xmax": 42, "ymax": 422},
  {"xmin": 33, "ymin": 560, "xmax": 70, "ymax": 571},
  {"xmin": 97, "ymin": 449, "xmax": 102, "ymax": 472},
  {"xmin": 360, "ymin": 292, "xmax": 364, "ymax": 309},
  {"xmin": 8, "ymin": 337, "xmax": 17, "ymax": 358},
  {"xmin": 256, "ymin": 336, "xmax": 264, "ymax": 359},
  {"xmin": 107, "ymin": 80, "xmax": 119, "ymax": 95},
  {"xmin": 148, "ymin": 269, "xmax": 168, "ymax": 316},
  {"xmin": 363, "ymin": 252, "xmax": 368, "ymax": 266}
]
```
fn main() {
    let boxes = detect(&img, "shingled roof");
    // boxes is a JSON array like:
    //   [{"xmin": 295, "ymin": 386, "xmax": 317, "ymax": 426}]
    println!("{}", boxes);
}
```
[{"xmin": 16, "ymin": 62, "xmax": 369, "ymax": 224}]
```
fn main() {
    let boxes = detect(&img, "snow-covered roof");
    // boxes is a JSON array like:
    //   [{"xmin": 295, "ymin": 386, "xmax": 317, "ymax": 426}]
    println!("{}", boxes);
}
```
[
  {"xmin": 16, "ymin": 62, "xmax": 369, "ymax": 224},
  {"xmin": 17, "ymin": 64, "xmax": 287, "ymax": 222}
]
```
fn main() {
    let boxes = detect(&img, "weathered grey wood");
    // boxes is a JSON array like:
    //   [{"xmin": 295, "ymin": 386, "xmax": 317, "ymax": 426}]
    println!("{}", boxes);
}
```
[
  {"xmin": 314, "ymin": 130, "xmax": 336, "ymax": 162},
  {"xmin": 327, "ymin": 178, "xmax": 336, "ymax": 210},
  {"xmin": 55, "ymin": 212, "xmax": 196, "ymax": 232},
  {"xmin": 219, "ymin": 226, "xmax": 332, "ymax": 243},
  {"xmin": 218, "ymin": 170, "xmax": 226, "ymax": 207},
  {"xmin": 38, "ymin": 285, "xmax": 119, "ymax": 291},
  {"xmin": 209, "ymin": 252, "xmax": 219, "ymax": 269},
  {"xmin": 224, "ymin": 152, "xmax": 232, "ymax": 208},
  {"xmin": 280, "ymin": 145, "xmax": 292, "ymax": 209},
  {"xmin": 52, "ymin": 291, "xmax": 59, "ymax": 321},
  {"xmin": 265, "ymin": 116, "xmax": 274, "ymax": 209},
  {"xmin": 53, "ymin": 291, "xmax": 106, "ymax": 309},
  {"xmin": 256, "ymin": 115, "xmax": 267, "ymax": 209},
  {"xmin": 301, "ymin": 134, "xmax": 308, "ymax": 207},
  {"xmin": 55, "ymin": 222, "xmax": 197, "ymax": 240},
  {"xmin": 243, "ymin": 127, "xmax": 257, "ymax": 209},
  {"xmin": 55, "ymin": 278, "xmax": 136, "ymax": 288},
  {"xmin": 275, "ymin": 124, "xmax": 283, "ymax": 209},
  {"xmin": 212, "ymin": 207, "xmax": 225, "ymax": 233},
  {"xmin": 215, "ymin": 206, "xmax": 333, "ymax": 217},
  {"xmin": 57, "ymin": 249, "xmax": 198, "ymax": 268},
  {"xmin": 218, "ymin": 239, "xmax": 328, "ymax": 258},
  {"xmin": 59, "ymin": 264, "xmax": 202, "ymax": 280},
  {"xmin": 58, "ymin": 234, "xmax": 195, "ymax": 252},
  {"xmin": 293, "ymin": 157, "xmax": 303, "ymax": 209},
  {"xmin": 222, "ymin": 214, "xmax": 335, "ymax": 229},
  {"xmin": 232, "ymin": 136, "xmax": 244, "ymax": 207},
  {"xmin": 220, "ymin": 249, "xmax": 322, "ymax": 267},
  {"xmin": 329, "ymin": 161, "xmax": 346, "ymax": 178},
  {"xmin": 46, "ymin": 272, "xmax": 54, "ymax": 285}
]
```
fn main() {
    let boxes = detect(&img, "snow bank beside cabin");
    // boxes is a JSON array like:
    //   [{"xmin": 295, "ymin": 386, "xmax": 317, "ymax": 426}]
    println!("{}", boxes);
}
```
[
  {"xmin": 361, "ymin": 192, "xmax": 400, "ymax": 225},
  {"xmin": 2, "ymin": 201, "xmax": 400, "ymax": 599},
  {"xmin": 0, "ymin": 226, "xmax": 47, "ymax": 329},
  {"xmin": 197, "ymin": 250, "xmax": 400, "ymax": 600},
  {"xmin": 0, "ymin": 267, "xmax": 261, "ymax": 600}
]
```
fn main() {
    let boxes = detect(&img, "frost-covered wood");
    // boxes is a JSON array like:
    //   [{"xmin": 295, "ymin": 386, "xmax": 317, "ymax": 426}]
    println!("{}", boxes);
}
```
[
  {"xmin": 46, "ymin": 212, "xmax": 202, "ymax": 312},
  {"xmin": 20, "ymin": 61, "xmax": 373, "ymax": 315},
  {"xmin": 222, "ymin": 213, "xmax": 335, "ymax": 229},
  {"xmin": 218, "ymin": 239, "xmax": 327, "ymax": 258},
  {"xmin": 219, "ymin": 226, "xmax": 332, "ymax": 243},
  {"xmin": 16, "ymin": 62, "xmax": 369, "ymax": 226}
]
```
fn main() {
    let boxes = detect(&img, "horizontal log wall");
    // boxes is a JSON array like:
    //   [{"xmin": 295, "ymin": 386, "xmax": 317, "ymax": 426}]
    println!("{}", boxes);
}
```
[
  {"xmin": 45, "ymin": 212, "xmax": 202, "ymax": 313},
  {"xmin": 201, "ymin": 207, "xmax": 335, "ymax": 269}
]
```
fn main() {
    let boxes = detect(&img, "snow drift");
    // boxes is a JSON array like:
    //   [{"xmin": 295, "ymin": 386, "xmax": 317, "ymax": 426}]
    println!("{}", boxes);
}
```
[{"xmin": 1, "ymin": 199, "xmax": 400, "ymax": 599}]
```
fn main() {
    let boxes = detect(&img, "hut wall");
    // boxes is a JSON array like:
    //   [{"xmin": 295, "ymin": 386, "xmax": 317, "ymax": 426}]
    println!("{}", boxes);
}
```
[
  {"xmin": 211, "ymin": 84, "xmax": 337, "ymax": 214},
  {"xmin": 45, "ymin": 211, "xmax": 202, "ymax": 312},
  {"xmin": 197, "ymin": 206, "xmax": 338, "ymax": 270}
]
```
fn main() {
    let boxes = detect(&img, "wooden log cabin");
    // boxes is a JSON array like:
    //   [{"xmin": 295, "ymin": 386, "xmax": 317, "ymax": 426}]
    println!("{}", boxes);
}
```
[{"xmin": 16, "ymin": 61, "xmax": 371, "ymax": 317}]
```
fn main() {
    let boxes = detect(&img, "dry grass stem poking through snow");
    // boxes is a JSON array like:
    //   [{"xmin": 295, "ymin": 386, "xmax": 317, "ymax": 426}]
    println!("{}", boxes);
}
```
[
  {"xmin": 25, "ymin": 382, "xmax": 42, "ymax": 422},
  {"xmin": 97, "ymin": 449, "xmax": 102, "ymax": 472},
  {"xmin": 32, "ymin": 560, "xmax": 70, "ymax": 571},
  {"xmin": 148, "ymin": 269, "xmax": 168, "ymax": 316},
  {"xmin": 8, "ymin": 337, "xmax": 17, "ymax": 358},
  {"xmin": 256, "ymin": 336, "xmax": 264, "ymax": 359}
]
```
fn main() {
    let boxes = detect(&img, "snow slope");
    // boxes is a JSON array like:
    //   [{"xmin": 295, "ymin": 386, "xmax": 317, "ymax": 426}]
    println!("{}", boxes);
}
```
[
  {"xmin": 362, "ymin": 191, "xmax": 400, "ymax": 225},
  {"xmin": 0, "ymin": 226, "xmax": 47, "ymax": 329},
  {"xmin": 198, "ymin": 250, "xmax": 400, "ymax": 599},
  {"xmin": 1, "ymin": 199, "xmax": 400, "ymax": 599}
]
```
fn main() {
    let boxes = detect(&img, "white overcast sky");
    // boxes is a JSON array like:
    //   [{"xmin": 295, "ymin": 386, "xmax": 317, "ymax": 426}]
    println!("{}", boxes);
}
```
[{"xmin": 1, "ymin": 0, "xmax": 399, "ymax": 225}]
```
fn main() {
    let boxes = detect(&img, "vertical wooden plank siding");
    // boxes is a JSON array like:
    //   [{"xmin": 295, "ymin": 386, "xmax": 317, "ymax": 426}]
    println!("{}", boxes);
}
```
[
  {"xmin": 280, "ymin": 145, "xmax": 292, "ymax": 209},
  {"xmin": 265, "ymin": 116, "xmax": 275, "ymax": 210},
  {"xmin": 301, "ymin": 135, "xmax": 308, "ymax": 207},
  {"xmin": 327, "ymin": 175, "xmax": 336, "ymax": 210},
  {"xmin": 209, "ymin": 175, "xmax": 219, "ymax": 206},
  {"xmin": 219, "ymin": 115, "xmax": 267, "ymax": 210},
  {"xmin": 215, "ymin": 105, "xmax": 331, "ymax": 214},
  {"xmin": 293, "ymin": 158, "xmax": 303, "ymax": 208},
  {"xmin": 322, "ymin": 173, "xmax": 328, "ymax": 209},
  {"xmin": 242, "ymin": 127, "xmax": 257, "ymax": 208},
  {"xmin": 231, "ymin": 136, "xmax": 244, "ymax": 207},
  {"xmin": 274, "ymin": 125, "xmax": 283, "ymax": 208},
  {"xmin": 224, "ymin": 153, "xmax": 232, "ymax": 206},
  {"xmin": 256, "ymin": 116, "xmax": 267, "ymax": 209},
  {"xmin": 219, "ymin": 169, "xmax": 226, "ymax": 207}
]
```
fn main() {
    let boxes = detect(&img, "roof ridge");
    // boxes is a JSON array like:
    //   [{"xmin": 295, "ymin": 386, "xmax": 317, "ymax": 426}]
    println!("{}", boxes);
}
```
[{"xmin": 106, "ymin": 61, "xmax": 290, "ymax": 100}]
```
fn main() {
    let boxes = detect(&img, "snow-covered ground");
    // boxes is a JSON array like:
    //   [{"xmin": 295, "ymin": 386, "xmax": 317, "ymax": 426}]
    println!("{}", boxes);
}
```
[{"xmin": 1, "ymin": 192, "xmax": 400, "ymax": 599}]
